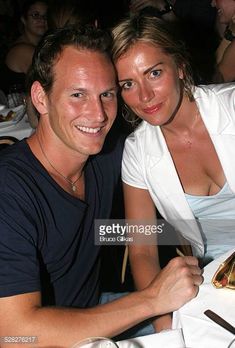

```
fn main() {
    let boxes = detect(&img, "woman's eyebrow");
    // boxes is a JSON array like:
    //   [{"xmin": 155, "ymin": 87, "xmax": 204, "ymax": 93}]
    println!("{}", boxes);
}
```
[
  {"xmin": 118, "ymin": 78, "xmax": 133, "ymax": 83},
  {"xmin": 143, "ymin": 62, "xmax": 163, "ymax": 75},
  {"xmin": 118, "ymin": 62, "xmax": 164, "ymax": 82}
]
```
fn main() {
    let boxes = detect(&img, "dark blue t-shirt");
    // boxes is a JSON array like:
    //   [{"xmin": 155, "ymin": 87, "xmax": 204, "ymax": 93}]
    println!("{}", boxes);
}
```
[{"xmin": 0, "ymin": 136, "xmax": 124, "ymax": 307}]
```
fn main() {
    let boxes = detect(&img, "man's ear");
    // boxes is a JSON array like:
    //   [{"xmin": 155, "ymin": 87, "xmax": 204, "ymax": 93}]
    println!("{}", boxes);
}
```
[{"xmin": 31, "ymin": 81, "xmax": 48, "ymax": 116}]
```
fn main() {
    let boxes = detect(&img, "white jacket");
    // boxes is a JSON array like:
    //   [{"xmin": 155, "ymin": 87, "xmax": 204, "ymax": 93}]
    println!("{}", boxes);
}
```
[{"xmin": 122, "ymin": 83, "xmax": 235, "ymax": 257}]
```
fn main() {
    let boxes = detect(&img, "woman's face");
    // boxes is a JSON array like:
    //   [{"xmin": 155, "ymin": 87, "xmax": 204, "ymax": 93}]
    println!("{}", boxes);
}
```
[
  {"xmin": 115, "ymin": 41, "xmax": 183, "ymax": 126},
  {"xmin": 23, "ymin": 1, "xmax": 48, "ymax": 38}
]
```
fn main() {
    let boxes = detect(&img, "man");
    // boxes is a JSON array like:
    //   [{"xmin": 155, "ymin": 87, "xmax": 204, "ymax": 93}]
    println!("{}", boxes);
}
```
[{"xmin": 0, "ymin": 26, "xmax": 202, "ymax": 347}]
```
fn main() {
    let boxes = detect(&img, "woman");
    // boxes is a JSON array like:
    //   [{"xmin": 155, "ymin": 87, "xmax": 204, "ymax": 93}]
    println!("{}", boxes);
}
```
[
  {"xmin": 112, "ymin": 14, "xmax": 235, "ymax": 331},
  {"xmin": 1, "ymin": 0, "xmax": 48, "ymax": 95}
]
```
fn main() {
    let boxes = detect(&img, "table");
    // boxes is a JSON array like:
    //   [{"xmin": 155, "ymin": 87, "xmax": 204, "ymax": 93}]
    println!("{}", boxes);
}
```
[
  {"xmin": 117, "ymin": 251, "xmax": 235, "ymax": 347},
  {"xmin": 173, "ymin": 249, "xmax": 235, "ymax": 348},
  {"xmin": 0, "ymin": 113, "xmax": 34, "ymax": 140},
  {"xmin": 117, "ymin": 328, "xmax": 186, "ymax": 347}
]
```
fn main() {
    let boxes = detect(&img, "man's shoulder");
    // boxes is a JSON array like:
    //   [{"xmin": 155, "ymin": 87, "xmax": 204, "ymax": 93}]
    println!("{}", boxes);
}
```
[
  {"xmin": 98, "ymin": 131, "xmax": 126, "ymax": 160},
  {"xmin": 89, "ymin": 132, "xmax": 126, "ymax": 180},
  {"xmin": 0, "ymin": 140, "xmax": 28, "ymax": 164},
  {"xmin": 0, "ymin": 140, "xmax": 35, "ymax": 188}
]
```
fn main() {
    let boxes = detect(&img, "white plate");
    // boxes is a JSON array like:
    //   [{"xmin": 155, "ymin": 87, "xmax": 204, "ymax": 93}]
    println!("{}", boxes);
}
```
[{"xmin": 0, "ymin": 105, "xmax": 25, "ymax": 129}]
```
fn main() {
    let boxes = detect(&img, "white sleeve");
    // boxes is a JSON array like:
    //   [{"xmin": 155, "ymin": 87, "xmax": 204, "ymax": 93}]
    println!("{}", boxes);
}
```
[{"xmin": 122, "ymin": 132, "xmax": 148, "ymax": 189}]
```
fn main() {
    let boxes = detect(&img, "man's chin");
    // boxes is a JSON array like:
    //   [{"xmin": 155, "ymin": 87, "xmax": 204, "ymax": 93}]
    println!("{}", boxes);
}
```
[{"xmin": 85, "ymin": 142, "xmax": 106, "ymax": 156}]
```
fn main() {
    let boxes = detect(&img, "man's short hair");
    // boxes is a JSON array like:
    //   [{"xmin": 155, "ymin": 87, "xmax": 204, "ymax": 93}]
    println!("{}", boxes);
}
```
[{"xmin": 26, "ymin": 25, "xmax": 113, "ymax": 95}]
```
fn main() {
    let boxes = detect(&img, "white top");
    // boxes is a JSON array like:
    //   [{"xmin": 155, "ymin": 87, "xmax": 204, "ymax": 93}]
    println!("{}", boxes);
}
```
[
  {"xmin": 122, "ymin": 83, "xmax": 235, "ymax": 257},
  {"xmin": 185, "ymin": 182, "xmax": 235, "ymax": 262}
]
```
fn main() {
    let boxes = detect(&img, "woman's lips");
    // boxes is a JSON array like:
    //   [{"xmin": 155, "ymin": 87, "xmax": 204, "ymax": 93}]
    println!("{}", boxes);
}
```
[{"xmin": 142, "ymin": 103, "xmax": 162, "ymax": 114}]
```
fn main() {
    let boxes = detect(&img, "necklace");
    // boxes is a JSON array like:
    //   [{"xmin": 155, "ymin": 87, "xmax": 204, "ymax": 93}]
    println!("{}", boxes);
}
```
[
  {"xmin": 36, "ymin": 135, "xmax": 83, "ymax": 192},
  {"xmin": 182, "ymin": 109, "xmax": 200, "ymax": 149}
]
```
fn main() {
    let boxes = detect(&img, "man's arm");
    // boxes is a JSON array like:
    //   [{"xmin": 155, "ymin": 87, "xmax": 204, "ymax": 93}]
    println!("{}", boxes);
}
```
[{"xmin": 0, "ymin": 255, "xmax": 202, "ymax": 348}]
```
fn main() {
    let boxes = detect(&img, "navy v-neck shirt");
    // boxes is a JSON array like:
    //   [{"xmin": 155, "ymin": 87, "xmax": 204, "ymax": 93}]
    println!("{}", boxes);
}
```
[{"xmin": 0, "ymin": 135, "xmax": 124, "ymax": 307}]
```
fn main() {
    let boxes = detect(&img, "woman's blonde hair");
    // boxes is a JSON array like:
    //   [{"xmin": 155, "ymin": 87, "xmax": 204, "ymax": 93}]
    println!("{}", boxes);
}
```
[{"xmin": 112, "ymin": 15, "xmax": 195, "ymax": 121}]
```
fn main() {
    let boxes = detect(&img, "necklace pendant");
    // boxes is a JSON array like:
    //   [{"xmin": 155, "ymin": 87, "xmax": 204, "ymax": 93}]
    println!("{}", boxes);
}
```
[{"xmin": 72, "ymin": 184, "xmax": 76, "ymax": 192}]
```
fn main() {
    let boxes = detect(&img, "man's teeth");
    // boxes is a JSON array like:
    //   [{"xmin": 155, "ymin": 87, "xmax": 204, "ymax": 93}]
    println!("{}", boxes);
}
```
[{"xmin": 76, "ymin": 126, "xmax": 101, "ymax": 133}]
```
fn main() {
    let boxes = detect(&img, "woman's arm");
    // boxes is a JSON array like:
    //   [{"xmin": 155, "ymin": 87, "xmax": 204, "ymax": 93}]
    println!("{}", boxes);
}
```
[
  {"xmin": 214, "ymin": 20, "xmax": 235, "ymax": 82},
  {"xmin": 215, "ymin": 40, "xmax": 235, "ymax": 82},
  {"xmin": 5, "ymin": 44, "xmax": 35, "ymax": 74},
  {"xmin": 124, "ymin": 183, "xmax": 172, "ymax": 331}
]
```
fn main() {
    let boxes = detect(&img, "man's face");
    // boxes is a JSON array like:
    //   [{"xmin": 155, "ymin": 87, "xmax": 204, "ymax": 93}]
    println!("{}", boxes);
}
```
[{"xmin": 38, "ymin": 46, "xmax": 118, "ymax": 159}]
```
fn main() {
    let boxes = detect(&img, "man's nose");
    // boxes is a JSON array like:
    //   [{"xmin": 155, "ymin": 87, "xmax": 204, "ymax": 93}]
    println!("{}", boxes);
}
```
[{"xmin": 91, "ymin": 99, "xmax": 107, "ymax": 122}]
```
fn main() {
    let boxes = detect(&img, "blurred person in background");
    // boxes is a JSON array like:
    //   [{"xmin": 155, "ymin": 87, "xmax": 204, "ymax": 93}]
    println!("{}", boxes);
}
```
[
  {"xmin": 0, "ymin": 0, "xmax": 48, "ymax": 96},
  {"xmin": 128, "ymin": 0, "xmax": 177, "ymax": 22},
  {"xmin": 126, "ymin": 0, "xmax": 218, "ymax": 84},
  {"xmin": 47, "ymin": 0, "xmax": 98, "ymax": 30},
  {"xmin": 0, "ymin": 0, "xmax": 18, "ymax": 63},
  {"xmin": 211, "ymin": 0, "xmax": 235, "ymax": 82}
]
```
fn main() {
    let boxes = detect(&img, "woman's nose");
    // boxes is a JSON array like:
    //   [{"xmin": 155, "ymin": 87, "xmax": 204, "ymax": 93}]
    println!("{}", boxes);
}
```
[{"xmin": 139, "ymin": 82, "xmax": 154, "ymax": 103}]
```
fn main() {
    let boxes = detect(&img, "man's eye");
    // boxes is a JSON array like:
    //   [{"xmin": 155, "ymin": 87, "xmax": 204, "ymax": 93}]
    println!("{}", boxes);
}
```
[
  {"xmin": 72, "ymin": 92, "xmax": 83, "ymax": 98},
  {"xmin": 102, "ymin": 92, "xmax": 111, "ymax": 98},
  {"xmin": 102, "ymin": 91, "xmax": 117, "ymax": 99}
]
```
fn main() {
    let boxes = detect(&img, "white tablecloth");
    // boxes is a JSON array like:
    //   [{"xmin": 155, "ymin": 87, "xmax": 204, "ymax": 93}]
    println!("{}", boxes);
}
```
[
  {"xmin": 0, "ymin": 113, "xmax": 33, "ymax": 140},
  {"xmin": 173, "ymin": 249, "xmax": 235, "ymax": 348},
  {"xmin": 117, "ymin": 329, "xmax": 186, "ymax": 347}
]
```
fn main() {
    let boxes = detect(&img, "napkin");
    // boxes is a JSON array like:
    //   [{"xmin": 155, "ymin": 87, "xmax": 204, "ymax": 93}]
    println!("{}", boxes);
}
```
[
  {"xmin": 117, "ymin": 329, "xmax": 186, "ymax": 348},
  {"xmin": 173, "ymin": 249, "xmax": 235, "ymax": 348}
]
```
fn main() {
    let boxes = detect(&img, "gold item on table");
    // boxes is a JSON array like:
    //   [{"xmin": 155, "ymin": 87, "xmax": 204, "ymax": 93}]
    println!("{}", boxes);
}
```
[{"xmin": 212, "ymin": 251, "xmax": 235, "ymax": 290}]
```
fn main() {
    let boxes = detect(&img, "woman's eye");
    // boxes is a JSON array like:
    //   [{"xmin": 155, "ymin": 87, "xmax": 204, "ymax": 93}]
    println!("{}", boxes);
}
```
[
  {"xmin": 150, "ymin": 69, "xmax": 161, "ymax": 78},
  {"xmin": 120, "ymin": 81, "xmax": 133, "ymax": 90}
]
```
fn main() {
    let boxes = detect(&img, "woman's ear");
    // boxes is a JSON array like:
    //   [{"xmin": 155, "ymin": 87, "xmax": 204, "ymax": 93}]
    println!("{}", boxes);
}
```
[
  {"xmin": 30, "ymin": 81, "xmax": 48, "ymax": 116},
  {"xmin": 178, "ymin": 67, "xmax": 184, "ymax": 80}
]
